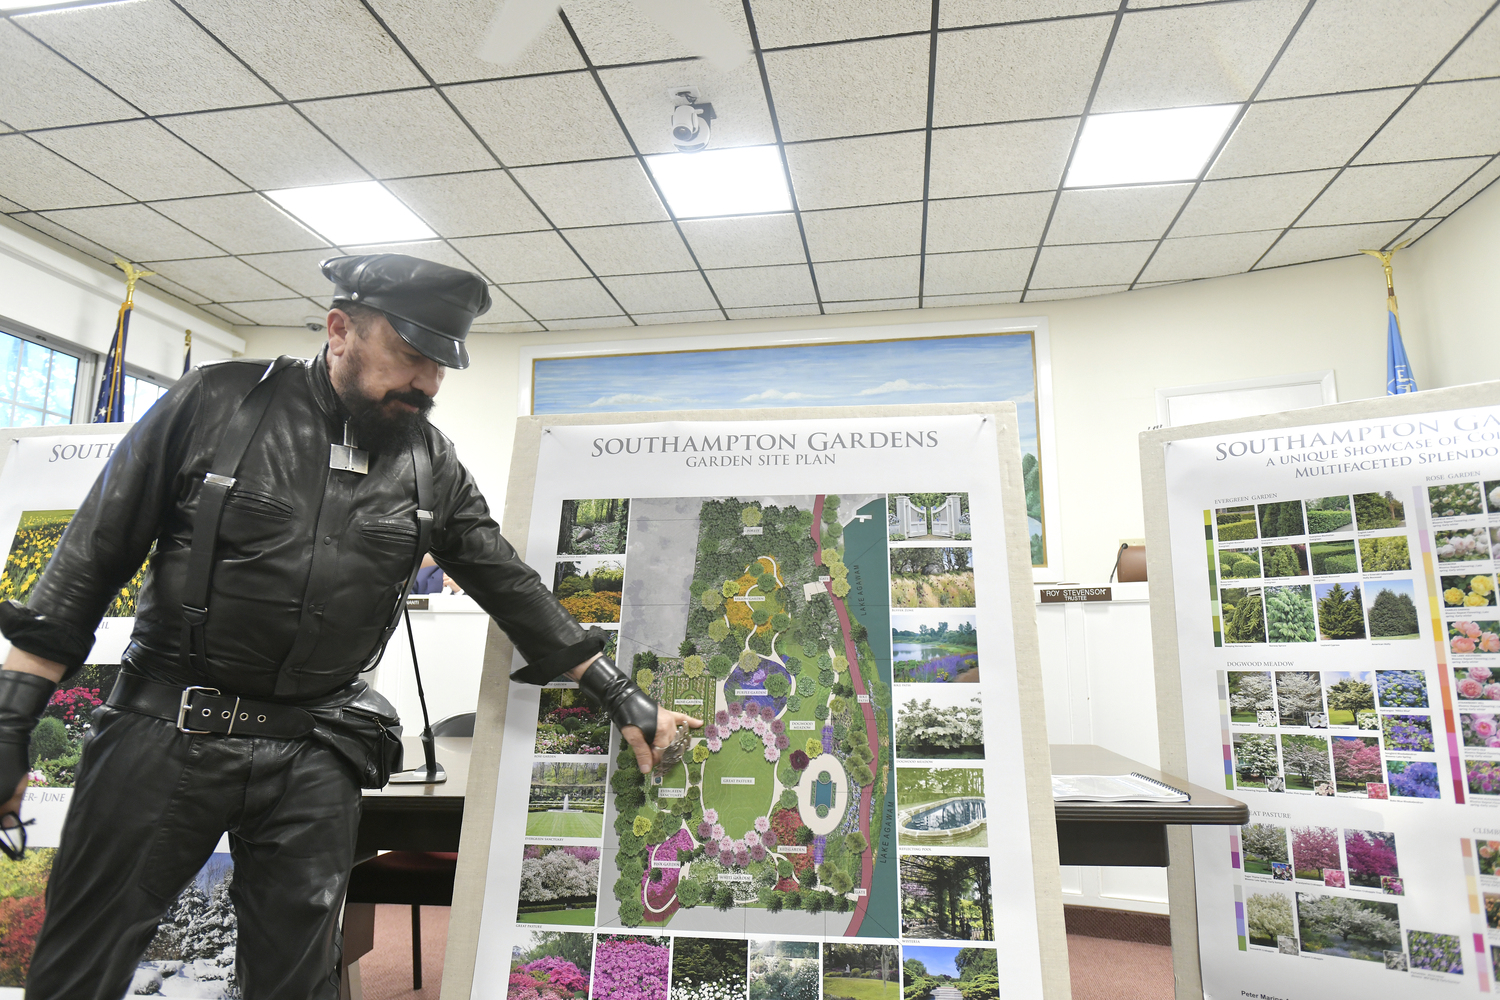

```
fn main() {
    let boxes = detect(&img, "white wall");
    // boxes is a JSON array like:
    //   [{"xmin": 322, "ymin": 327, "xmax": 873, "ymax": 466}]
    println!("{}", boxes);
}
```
[
  {"xmin": 240, "ymin": 182, "xmax": 1499, "ymax": 583},
  {"xmin": 0, "ymin": 216, "xmax": 242, "ymax": 381}
]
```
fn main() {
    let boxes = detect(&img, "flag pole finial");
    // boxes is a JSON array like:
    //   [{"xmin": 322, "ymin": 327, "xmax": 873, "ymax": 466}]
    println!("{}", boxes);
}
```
[
  {"xmin": 1357, "ymin": 240, "xmax": 1412, "ymax": 318},
  {"xmin": 112, "ymin": 256, "xmax": 156, "ymax": 307}
]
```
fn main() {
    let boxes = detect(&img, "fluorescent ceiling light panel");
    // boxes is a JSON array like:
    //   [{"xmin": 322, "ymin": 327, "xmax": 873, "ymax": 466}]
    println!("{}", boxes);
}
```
[
  {"xmin": 1065, "ymin": 105, "xmax": 1239, "ymax": 188},
  {"xmin": 646, "ymin": 146, "xmax": 791, "ymax": 218},
  {"xmin": 265, "ymin": 182, "xmax": 435, "ymax": 245},
  {"xmin": 2, "ymin": 0, "xmax": 136, "ymax": 11}
]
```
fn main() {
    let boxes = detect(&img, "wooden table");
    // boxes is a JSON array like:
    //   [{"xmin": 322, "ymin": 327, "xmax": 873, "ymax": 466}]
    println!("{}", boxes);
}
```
[{"xmin": 1051, "ymin": 744, "xmax": 1248, "ymax": 867}]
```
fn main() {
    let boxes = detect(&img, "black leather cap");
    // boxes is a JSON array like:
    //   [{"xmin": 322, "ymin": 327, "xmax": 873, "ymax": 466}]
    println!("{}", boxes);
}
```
[{"xmin": 321, "ymin": 254, "xmax": 491, "ymax": 369}]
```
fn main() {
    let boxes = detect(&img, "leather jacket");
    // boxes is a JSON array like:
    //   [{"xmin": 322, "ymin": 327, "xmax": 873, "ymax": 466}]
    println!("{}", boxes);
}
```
[{"xmin": 7, "ymin": 352, "xmax": 589, "ymax": 701}]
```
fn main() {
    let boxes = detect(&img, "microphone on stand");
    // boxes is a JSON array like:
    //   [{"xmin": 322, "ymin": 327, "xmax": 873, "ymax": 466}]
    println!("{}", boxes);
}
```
[{"xmin": 388, "ymin": 601, "xmax": 446, "ymax": 784}]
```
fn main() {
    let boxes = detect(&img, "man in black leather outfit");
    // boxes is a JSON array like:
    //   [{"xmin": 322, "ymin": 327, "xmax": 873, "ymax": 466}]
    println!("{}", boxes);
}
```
[{"xmin": 0, "ymin": 253, "xmax": 697, "ymax": 999}]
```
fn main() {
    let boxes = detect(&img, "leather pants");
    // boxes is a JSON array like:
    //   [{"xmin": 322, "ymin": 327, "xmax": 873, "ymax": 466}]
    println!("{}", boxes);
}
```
[{"xmin": 25, "ymin": 707, "xmax": 362, "ymax": 1000}]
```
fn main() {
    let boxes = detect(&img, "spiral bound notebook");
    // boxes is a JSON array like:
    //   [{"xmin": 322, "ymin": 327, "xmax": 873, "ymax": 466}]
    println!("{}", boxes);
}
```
[{"xmin": 1051, "ymin": 771, "xmax": 1191, "ymax": 802}]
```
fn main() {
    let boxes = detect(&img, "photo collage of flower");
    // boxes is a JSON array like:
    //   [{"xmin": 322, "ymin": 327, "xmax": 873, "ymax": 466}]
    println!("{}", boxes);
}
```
[
  {"xmin": 1428, "ymin": 480, "xmax": 1500, "ymax": 799},
  {"xmin": 1238, "ymin": 820, "xmax": 1434, "ymax": 973},
  {"xmin": 507, "ymin": 930, "xmax": 996, "ymax": 1000},
  {"xmin": 1465, "ymin": 838, "xmax": 1500, "ymax": 985},
  {"xmin": 1213, "ymin": 492, "xmax": 1423, "ymax": 647},
  {"xmin": 1225, "ymin": 669, "xmax": 1437, "ymax": 800}
]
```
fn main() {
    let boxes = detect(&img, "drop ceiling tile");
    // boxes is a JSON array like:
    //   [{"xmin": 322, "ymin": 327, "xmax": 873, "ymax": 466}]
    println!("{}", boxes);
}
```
[
  {"xmin": 1299, "ymin": 158, "xmax": 1489, "ymax": 226},
  {"xmin": 564, "ymin": 0, "xmax": 751, "ymax": 65},
  {"xmin": 0, "ymin": 136, "xmax": 128, "ymax": 211},
  {"xmin": 1093, "ymin": 0, "xmax": 1305, "ymax": 112},
  {"xmin": 763, "ymin": 36, "xmax": 931, "ymax": 141},
  {"xmin": 1048, "ymin": 185, "xmax": 1191, "ymax": 244},
  {"xmin": 1431, "ymin": 157, "xmax": 1500, "ymax": 215},
  {"xmin": 8, "ymin": 213, "xmax": 115, "ymax": 262},
  {"xmin": 510, "ymin": 160, "xmax": 667, "ymax": 227},
  {"xmin": 941, "ymin": 1, "xmax": 1118, "ymax": 28},
  {"xmin": 562, "ymin": 223, "xmax": 696, "ymax": 275},
  {"xmin": 725, "ymin": 304, "xmax": 821, "ymax": 319},
  {"xmin": 450, "ymin": 231, "xmax": 590, "ymax": 284},
  {"xmin": 151, "ymin": 193, "xmax": 327, "ymax": 255},
  {"xmin": 545, "ymin": 317, "xmax": 634, "ymax": 330},
  {"xmin": 1433, "ymin": 8, "xmax": 1500, "ymax": 82},
  {"xmin": 141, "ymin": 273, "xmax": 212, "ymax": 306},
  {"xmin": 785, "ymin": 133, "xmax": 927, "ymax": 211},
  {"xmin": 597, "ymin": 59, "xmax": 775, "ymax": 156},
  {"xmin": 1025, "ymin": 284, "xmax": 1130, "ymax": 301},
  {"xmin": 1139, "ymin": 229, "xmax": 1282, "ymax": 282},
  {"xmin": 1258, "ymin": 0, "xmax": 1495, "ymax": 99},
  {"xmin": 223, "ymin": 299, "xmax": 327, "ymax": 327},
  {"xmin": 41, "ymin": 204, "xmax": 222, "ymax": 262},
  {"xmin": 472, "ymin": 290, "xmax": 534, "ymax": 324},
  {"xmin": 1208, "ymin": 90, "xmax": 1412, "ymax": 178},
  {"xmin": 163, "ymin": 106, "xmax": 366, "ymax": 190},
  {"xmin": 751, "ymin": 0, "xmax": 931, "ymax": 46},
  {"xmin": 503, "ymin": 277, "xmax": 624, "ymax": 319},
  {"xmin": 1173, "ymin": 170, "xmax": 1336, "ymax": 236},
  {"xmin": 200, "ymin": 303, "xmax": 254, "ymax": 325},
  {"xmin": 0, "ymin": 197, "xmax": 23, "ymax": 213},
  {"xmin": 704, "ymin": 264, "xmax": 817, "ymax": 308},
  {"xmin": 384, "ymin": 171, "xmax": 549, "ymax": 238},
  {"xmin": 341, "ymin": 241, "xmax": 476, "ymax": 272},
  {"xmin": 824, "ymin": 298, "xmax": 919, "ymax": 313},
  {"xmin": 238, "ymin": 249, "xmax": 337, "ymax": 297},
  {"xmin": 1029, "ymin": 241, "xmax": 1157, "ymax": 287},
  {"xmin": 445, "ymin": 74, "xmax": 633, "ymax": 166},
  {"xmin": 177, "ymin": 0, "xmax": 425, "ymax": 100},
  {"xmin": 150, "ymin": 256, "xmax": 297, "ymax": 302},
  {"xmin": 1401, "ymin": 217, "xmax": 1446, "ymax": 244},
  {"xmin": 923, "ymin": 291, "xmax": 1024, "ymax": 306},
  {"xmin": 471, "ymin": 321, "xmax": 548, "ymax": 334},
  {"xmin": 32, "ymin": 120, "xmax": 248, "ymax": 202},
  {"xmin": 678, "ymin": 215, "xmax": 806, "ymax": 269},
  {"xmin": 297, "ymin": 91, "xmax": 495, "ymax": 178},
  {"xmin": 601, "ymin": 271, "xmax": 719, "ymax": 314},
  {"xmin": 924, "ymin": 192, "xmax": 1054, "ymax": 253},
  {"xmin": 928, "ymin": 119, "xmax": 1079, "ymax": 198},
  {"xmin": 814, "ymin": 256, "xmax": 921, "ymax": 300},
  {"xmin": 0, "ymin": 21, "xmax": 141, "ymax": 129},
  {"xmin": 369, "ymin": 0, "xmax": 583, "ymax": 83},
  {"xmin": 1255, "ymin": 221, "xmax": 1414, "ymax": 269},
  {"xmin": 634, "ymin": 310, "xmax": 726, "ymax": 326},
  {"xmin": 1356, "ymin": 80, "xmax": 1500, "ymax": 164},
  {"xmin": 933, "ymin": 18, "xmax": 1112, "ymax": 126},
  {"xmin": 16, "ymin": 0, "xmax": 278, "ymax": 115},
  {"xmin": 801, "ymin": 203, "xmax": 923, "ymax": 261},
  {"xmin": 923, "ymin": 248, "xmax": 1033, "ymax": 295}
]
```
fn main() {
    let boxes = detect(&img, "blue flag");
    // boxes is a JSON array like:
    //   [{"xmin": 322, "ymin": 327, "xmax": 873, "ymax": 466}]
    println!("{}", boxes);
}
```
[
  {"xmin": 1386, "ymin": 309, "xmax": 1417, "ymax": 395},
  {"xmin": 92, "ymin": 301, "xmax": 131, "ymax": 422}
]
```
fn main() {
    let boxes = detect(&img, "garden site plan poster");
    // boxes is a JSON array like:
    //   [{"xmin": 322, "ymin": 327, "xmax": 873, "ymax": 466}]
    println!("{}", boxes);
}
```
[
  {"xmin": 469, "ymin": 410, "xmax": 1058, "ymax": 1000},
  {"xmin": 1160, "ymin": 393, "xmax": 1500, "ymax": 998}
]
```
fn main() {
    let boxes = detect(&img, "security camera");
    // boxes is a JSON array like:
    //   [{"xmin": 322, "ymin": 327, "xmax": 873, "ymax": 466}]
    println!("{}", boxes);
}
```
[
  {"xmin": 667, "ymin": 86, "xmax": 716, "ymax": 153},
  {"xmin": 303, "ymin": 316, "xmax": 326, "ymax": 332}
]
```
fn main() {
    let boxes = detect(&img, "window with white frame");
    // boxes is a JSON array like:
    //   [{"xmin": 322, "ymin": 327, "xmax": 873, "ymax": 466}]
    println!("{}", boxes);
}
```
[
  {"xmin": 122, "ymin": 374, "xmax": 168, "ymax": 423},
  {"xmin": 0, "ymin": 329, "xmax": 80, "ymax": 426}
]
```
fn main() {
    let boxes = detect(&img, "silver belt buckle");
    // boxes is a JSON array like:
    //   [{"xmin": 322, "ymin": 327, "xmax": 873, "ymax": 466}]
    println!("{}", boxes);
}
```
[{"xmin": 177, "ymin": 685, "xmax": 221, "ymax": 734}]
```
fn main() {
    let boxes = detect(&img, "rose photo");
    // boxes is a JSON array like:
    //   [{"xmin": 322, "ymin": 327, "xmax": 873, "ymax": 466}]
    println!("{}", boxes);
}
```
[
  {"xmin": 1455, "ymin": 665, "xmax": 1500, "ymax": 703},
  {"xmin": 1436, "ymin": 527, "xmax": 1491, "ymax": 564},
  {"xmin": 1442, "ymin": 573, "xmax": 1497, "ymax": 610},
  {"xmin": 1450, "ymin": 619, "xmax": 1500, "ymax": 655},
  {"xmin": 1429, "ymin": 481, "xmax": 1485, "ymax": 518}
]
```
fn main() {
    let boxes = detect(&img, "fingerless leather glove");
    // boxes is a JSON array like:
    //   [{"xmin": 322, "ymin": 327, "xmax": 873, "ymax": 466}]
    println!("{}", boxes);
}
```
[
  {"xmin": 0, "ymin": 671, "xmax": 57, "ymax": 802},
  {"xmin": 576, "ymin": 654, "xmax": 658, "ymax": 745}
]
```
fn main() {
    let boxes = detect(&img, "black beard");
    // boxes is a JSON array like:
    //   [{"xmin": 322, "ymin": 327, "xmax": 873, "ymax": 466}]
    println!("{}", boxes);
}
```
[{"xmin": 336, "ymin": 358, "xmax": 435, "ymax": 454}]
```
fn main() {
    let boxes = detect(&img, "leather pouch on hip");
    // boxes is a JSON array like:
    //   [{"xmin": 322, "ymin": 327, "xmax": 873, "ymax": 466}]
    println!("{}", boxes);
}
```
[{"xmin": 304, "ymin": 680, "xmax": 404, "ymax": 788}]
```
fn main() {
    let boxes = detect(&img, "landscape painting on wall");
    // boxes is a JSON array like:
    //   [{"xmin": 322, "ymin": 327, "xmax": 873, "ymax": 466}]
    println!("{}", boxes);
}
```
[{"xmin": 529, "ymin": 331, "xmax": 1051, "ymax": 566}]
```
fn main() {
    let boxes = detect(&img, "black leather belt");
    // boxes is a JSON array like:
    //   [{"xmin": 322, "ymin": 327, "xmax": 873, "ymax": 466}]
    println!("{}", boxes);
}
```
[{"xmin": 107, "ymin": 674, "xmax": 316, "ymax": 739}]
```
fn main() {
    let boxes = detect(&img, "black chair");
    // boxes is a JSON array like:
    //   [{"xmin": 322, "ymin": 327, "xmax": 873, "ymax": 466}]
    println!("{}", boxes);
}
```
[{"xmin": 343, "ymin": 710, "xmax": 474, "ymax": 988}]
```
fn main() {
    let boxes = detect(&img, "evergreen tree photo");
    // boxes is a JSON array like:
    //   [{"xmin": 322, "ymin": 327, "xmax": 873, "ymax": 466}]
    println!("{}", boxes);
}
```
[
  {"xmin": 1367, "ymin": 584, "xmax": 1421, "ymax": 639},
  {"xmin": 1315, "ymin": 583, "xmax": 1366, "ymax": 640}
]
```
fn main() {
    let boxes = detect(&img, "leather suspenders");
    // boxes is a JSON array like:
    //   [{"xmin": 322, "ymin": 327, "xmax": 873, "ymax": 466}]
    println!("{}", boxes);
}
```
[{"xmin": 179, "ymin": 357, "xmax": 435, "ymax": 682}]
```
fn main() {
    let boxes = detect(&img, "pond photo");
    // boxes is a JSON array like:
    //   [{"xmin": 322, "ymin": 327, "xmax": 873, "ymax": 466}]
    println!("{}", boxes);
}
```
[
  {"xmin": 896, "ymin": 766, "xmax": 987, "ymax": 849},
  {"xmin": 891, "ymin": 613, "xmax": 979, "ymax": 683},
  {"xmin": 558, "ymin": 498, "xmax": 630, "ymax": 556},
  {"xmin": 889, "ymin": 547, "xmax": 975, "ymax": 609}
]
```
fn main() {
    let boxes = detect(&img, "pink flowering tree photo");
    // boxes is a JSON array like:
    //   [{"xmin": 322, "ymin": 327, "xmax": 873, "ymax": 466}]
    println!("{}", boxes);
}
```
[
  {"xmin": 1344, "ymin": 830, "xmax": 1399, "ymax": 889},
  {"xmin": 1331, "ymin": 737, "xmax": 1383, "ymax": 794},
  {"xmin": 1291, "ymin": 826, "xmax": 1340, "ymax": 881}
]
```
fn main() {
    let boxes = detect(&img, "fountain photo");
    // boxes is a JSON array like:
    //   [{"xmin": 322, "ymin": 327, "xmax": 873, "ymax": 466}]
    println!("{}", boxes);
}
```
[
  {"xmin": 526, "ymin": 761, "xmax": 608, "ymax": 838},
  {"xmin": 896, "ymin": 766, "xmax": 987, "ymax": 849}
]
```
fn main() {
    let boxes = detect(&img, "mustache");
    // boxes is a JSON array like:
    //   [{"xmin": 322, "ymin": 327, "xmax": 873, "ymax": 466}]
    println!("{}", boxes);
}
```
[{"xmin": 384, "ymin": 388, "xmax": 435, "ymax": 413}]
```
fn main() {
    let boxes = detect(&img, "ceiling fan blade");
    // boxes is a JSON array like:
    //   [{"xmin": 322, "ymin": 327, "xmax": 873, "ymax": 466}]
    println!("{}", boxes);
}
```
[
  {"xmin": 627, "ymin": 0, "xmax": 750, "ymax": 73},
  {"xmin": 475, "ymin": 0, "xmax": 560, "ymax": 66}
]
